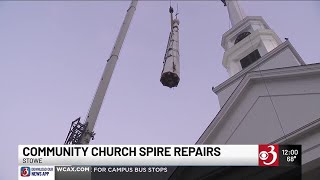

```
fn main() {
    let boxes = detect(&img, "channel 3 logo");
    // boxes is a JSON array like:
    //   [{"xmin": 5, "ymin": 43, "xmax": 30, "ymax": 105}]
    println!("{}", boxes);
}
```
[
  {"xmin": 258, "ymin": 144, "xmax": 279, "ymax": 166},
  {"xmin": 21, "ymin": 167, "xmax": 30, "ymax": 177}
]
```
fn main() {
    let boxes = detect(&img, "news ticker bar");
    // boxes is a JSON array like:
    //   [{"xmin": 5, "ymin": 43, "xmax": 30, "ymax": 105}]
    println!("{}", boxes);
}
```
[
  {"xmin": 18, "ymin": 165, "xmax": 302, "ymax": 180},
  {"xmin": 18, "ymin": 145, "xmax": 301, "ymax": 166},
  {"xmin": 19, "ymin": 166, "xmax": 172, "ymax": 180}
]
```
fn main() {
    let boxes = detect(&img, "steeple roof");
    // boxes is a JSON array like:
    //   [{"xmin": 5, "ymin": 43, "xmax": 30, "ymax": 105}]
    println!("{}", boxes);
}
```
[{"xmin": 222, "ymin": 0, "xmax": 246, "ymax": 27}]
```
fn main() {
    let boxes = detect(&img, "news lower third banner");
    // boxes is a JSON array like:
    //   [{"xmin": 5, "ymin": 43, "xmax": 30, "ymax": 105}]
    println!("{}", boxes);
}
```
[{"xmin": 18, "ymin": 145, "xmax": 302, "ymax": 180}]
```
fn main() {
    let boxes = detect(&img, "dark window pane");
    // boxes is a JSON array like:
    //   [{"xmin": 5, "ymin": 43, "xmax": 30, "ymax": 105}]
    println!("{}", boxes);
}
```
[{"xmin": 240, "ymin": 49, "xmax": 261, "ymax": 69}]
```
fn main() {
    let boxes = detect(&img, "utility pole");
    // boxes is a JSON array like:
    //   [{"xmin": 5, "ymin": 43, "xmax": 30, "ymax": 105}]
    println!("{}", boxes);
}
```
[{"xmin": 64, "ymin": 0, "xmax": 138, "ymax": 145}]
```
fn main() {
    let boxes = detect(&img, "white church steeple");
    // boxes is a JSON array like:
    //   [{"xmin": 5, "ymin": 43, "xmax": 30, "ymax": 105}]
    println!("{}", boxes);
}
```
[
  {"xmin": 222, "ymin": 0, "xmax": 246, "ymax": 27},
  {"xmin": 221, "ymin": 0, "xmax": 283, "ymax": 76}
]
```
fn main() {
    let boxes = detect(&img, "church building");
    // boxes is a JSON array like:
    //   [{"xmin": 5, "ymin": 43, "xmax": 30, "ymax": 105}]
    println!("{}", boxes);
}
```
[{"xmin": 170, "ymin": 0, "xmax": 320, "ymax": 179}]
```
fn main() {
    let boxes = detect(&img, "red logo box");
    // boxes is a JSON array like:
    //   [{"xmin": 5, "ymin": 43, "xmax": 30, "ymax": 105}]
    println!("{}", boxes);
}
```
[
  {"xmin": 259, "ymin": 144, "xmax": 279, "ymax": 166},
  {"xmin": 21, "ymin": 167, "xmax": 30, "ymax": 177}
]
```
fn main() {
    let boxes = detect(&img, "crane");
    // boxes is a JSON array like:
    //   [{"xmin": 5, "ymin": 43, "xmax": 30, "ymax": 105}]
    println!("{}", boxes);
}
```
[{"xmin": 64, "ymin": 0, "xmax": 138, "ymax": 145}]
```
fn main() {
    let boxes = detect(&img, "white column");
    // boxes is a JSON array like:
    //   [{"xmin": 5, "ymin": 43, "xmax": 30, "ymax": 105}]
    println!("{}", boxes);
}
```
[{"xmin": 226, "ymin": 0, "xmax": 246, "ymax": 27}]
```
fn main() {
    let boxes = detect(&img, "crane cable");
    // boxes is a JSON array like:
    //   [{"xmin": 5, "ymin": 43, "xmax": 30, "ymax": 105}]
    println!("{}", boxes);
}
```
[
  {"xmin": 235, "ymin": 2, "xmax": 286, "ymax": 140},
  {"xmin": 225, "ymin": 1, "xmax": 287, "ymax": 143}
]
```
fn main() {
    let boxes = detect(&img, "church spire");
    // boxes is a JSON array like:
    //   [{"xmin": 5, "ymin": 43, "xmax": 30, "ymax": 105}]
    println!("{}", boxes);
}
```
[
  {"xmin": 222, "ymin": 0, "xmax": 246, "ymax": 27},
  {"xmin": 220, "ymin": 0, "xmax": 283, "ymax": 76}
]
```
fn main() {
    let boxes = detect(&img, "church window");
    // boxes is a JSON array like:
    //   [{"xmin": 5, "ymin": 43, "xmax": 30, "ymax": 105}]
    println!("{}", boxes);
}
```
[
  {"xmin": 235, "ymin": 32, "xmax": 251, "ymax": 44},
  {"xmin": 240, "ymin": 49, "xmax": 261, "ymax": 69}
]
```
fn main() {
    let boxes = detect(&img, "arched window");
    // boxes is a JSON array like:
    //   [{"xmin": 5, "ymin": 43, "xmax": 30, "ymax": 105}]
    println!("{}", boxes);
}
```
[{"xmin": 235, "ymin": 32, "xmax": 251, "ymax": 44}]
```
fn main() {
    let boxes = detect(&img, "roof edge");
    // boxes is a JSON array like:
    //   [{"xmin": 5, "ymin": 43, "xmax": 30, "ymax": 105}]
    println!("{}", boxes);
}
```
[{"xmin": 197, "ymin": 63, "xmax": 320, "ymax": 145}]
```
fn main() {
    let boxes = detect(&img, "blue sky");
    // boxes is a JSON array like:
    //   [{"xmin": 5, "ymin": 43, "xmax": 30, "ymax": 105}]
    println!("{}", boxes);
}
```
[{"xmin": 1, "ymin": 1, "xmax": 320, "ymax": 179}]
